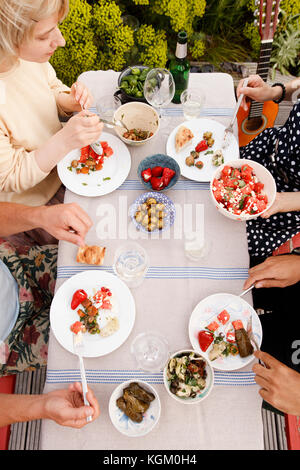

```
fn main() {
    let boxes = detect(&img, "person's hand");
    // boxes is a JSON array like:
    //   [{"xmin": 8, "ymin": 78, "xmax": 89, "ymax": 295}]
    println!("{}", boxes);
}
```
[
  {"xmin": 237, "ymin": 74, "xmax": 275, "ymax": 111},
  {"xmin": 69, "ymin": 81, "xmax": 94, "ymax": 111},
  {"xmin": 58, "ymin": 82, "xmax": 94, "ymax": 113},
  {"xmin": 60, "ymin": 110, "xmax": 103, "ymax": 152},
  {"xmin": 253, "ymin": 351, "xmax": 300, "ymax": 416},
  {"xmin": 260, "ymin": 192, "xmax": 286, "ymax": 218},
  {"xmin": 261, "ymin": 192, "xmax": 300, "ymax": 218},
  {"xmin": 38, "ymin": 203, "xmax": 93, "ymax": 246},
  {"xmin": 243, "ymin": 254, "xmax": 300, "ymax": 289},
  {"xmin": 43, "ymin": 382, "xmax": 100, "ymax": 428}
]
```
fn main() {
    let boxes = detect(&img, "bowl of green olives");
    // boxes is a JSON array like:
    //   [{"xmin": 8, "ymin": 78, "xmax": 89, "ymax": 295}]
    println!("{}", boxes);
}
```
[{"xmin": 117, "ymin": 65, "xmax": 151, "ymax": 103}]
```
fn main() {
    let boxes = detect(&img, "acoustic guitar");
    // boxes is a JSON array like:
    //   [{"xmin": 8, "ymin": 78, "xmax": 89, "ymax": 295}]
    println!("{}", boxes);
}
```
[{"xmin": 237, "ymin": 0, "xmax": 281, "ymax": 148}]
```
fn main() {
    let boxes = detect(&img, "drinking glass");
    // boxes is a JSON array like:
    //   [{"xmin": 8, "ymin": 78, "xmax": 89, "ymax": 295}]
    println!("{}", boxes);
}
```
[
  {"xmin": 131, "ymin": 331, "xmax": 169, "ymax": 372},
  {"xmin": 113, "ymin": 242, "xmax": 149, "ymax": 288},
  {"xmin": 96, "ymin": 94, "xmax": 121, "ymax": 123},
  {"xmin": 143, "ymin": 68, "xmax": 175, "ymax": 119},
  {"xmin": 180, "ymin": 89, "xmax": 205, "ymax": 120},
  {"xmin": 184, "ymin": 230, "xmax": 210, "ymax": 261}
]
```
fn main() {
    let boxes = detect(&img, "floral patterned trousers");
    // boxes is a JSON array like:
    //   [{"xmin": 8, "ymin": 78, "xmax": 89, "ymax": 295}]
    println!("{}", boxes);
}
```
[{"xmin": 0, "ymin": 239, "xmax": 57, "ymax": 376}]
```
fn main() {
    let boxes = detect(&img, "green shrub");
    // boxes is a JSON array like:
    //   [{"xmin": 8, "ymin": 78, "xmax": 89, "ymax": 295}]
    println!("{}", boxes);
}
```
[
  {"xmin": 50, "ymin": 0, "xmax": 97, "ymax": 86},
  {"xmin": 51, "ymin": 0, "xmax": 207, "ymax": 86}
]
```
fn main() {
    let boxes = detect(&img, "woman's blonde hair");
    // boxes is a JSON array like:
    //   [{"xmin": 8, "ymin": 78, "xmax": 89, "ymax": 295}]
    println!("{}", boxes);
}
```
[{"xmin": 0, "ymin": 0, "xmax": 68, "ymax": 65}]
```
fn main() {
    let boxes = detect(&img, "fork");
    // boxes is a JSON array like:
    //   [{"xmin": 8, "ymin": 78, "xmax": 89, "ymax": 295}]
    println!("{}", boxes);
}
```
[
  {"xmin": 73, "ymin": 331, "xmax": 92, "ymax": 422},
  {"xmin": 221, "ymin": 77, "xmax": 249, "ymax": 148},
  {"xmin": 246, "ymin": 315, "xmax": 266, "ymax": 368}
]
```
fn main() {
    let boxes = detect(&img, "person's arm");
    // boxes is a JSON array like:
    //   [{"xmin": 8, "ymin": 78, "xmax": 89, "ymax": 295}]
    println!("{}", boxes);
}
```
[
  {"xmin": 45, "ymin": 63, "xmax": 93, "ymax": 114},
  {"xmin": 253, "ymin": 351, "xmax": 300, "ymax": 416},
  {"xmin": 34, "ymin": 111, "xmax": 103, "ymax": 174},
  {"xmin": 56, "ymin": 82, "xmax": 93, "ymax": 114},
  {"xmin": 243, "ymin": 254, "xmax": 300, "ymax": 289},
  {"xmin": 237, "ymin": 74, "xmax": 300, "ymax": 111},
  {"xmin": 0, "ymin": 112, "xmax": 103, "ymax": 192},
  {"xmin": 0, "ymin": 382, "xmax": 99, "ymax": 428},
  {"xmin": 0, "ymin": 202, "xmax": 93, "ymax": 246},
  {"xmin": 261, "ymin": 192, "xmax": 300, "ymax": 218}
]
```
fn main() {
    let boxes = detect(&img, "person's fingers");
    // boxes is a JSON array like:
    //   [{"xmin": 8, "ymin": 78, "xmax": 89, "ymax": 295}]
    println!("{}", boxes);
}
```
[
  {"xmin": 254, "ymin": 350, "xmax": 279, "ymax": 369},
  {"xmin": 71, "ymin": 204, "xmax": 93, "ymax": 233},
  {"xmin": 85, "ymin": 389, "xmax": 100, "ymax": 420},
  {"xmin": 254, "ymin": 374, "xmax": 271, "ymax": 390},
  {"xmin": 77, "ymin": 111, "xmax": 100, "ymax": 127},
  {"xmin": 252, "ymin": 361, "xmax": 272, "ymax": 379},
  {"xmin": 255, "ymin": 278, "xmax": 286, "ymax": 288},
  {"xmin": 258, "ymin": 387, "xmax": 272, "ymax": 404},
  {"xmin": 68, "ymin": 382, "xmax": 99, "ymax": 422},
  {"xmin": 63, "ymin": 404, "xmax": 95, "ymax": 425},
  {"xmin": 55, "ymin": 228, "xmax": 84, "ymax": 246}
]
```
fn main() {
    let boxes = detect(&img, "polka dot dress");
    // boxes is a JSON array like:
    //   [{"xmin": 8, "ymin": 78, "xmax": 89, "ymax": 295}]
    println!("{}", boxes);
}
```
[{"xmin": 239, "ymin": 102, "xmax": 300, "ymax": 258}]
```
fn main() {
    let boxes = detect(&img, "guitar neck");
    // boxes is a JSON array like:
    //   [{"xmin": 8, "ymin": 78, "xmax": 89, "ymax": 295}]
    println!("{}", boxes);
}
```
[{"xmin": 248, "ymin": 40, "xmax": 273, "ymax": 120}]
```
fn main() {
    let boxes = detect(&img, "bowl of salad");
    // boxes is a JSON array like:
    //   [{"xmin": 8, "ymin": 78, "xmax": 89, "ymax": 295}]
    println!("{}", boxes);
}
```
[
  {"xmin": 210, "ymin": 159, "xmax": 276, "ymax": 221},
  {"xmin": 113, "ymin": 102, "xmax": 160, "ymax": 147},
  {"xmin": 163, "ymin": 349, "xmax": 214, "ymax": 404}
]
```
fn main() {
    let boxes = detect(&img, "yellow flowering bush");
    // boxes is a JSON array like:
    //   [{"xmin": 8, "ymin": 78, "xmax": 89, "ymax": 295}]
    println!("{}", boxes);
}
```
[
  {"xmin": 50, "ymin": 0, "xmax": 97, "ymax": 86},
  {"xmin": 136, "ymin": 25, "xmax": 168, "ymax": 68}
]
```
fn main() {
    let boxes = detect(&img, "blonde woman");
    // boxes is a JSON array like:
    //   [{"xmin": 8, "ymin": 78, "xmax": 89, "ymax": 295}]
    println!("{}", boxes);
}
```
[{"xmin": 0, "ymin": 0, "xmax": 103, "ymax": 245}]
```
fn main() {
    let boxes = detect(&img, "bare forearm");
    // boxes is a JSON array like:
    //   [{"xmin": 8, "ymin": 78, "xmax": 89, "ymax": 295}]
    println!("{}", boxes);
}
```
[
  {"xmin": 278, "ymin": 192, "xmax": 300, "ymax": 213},
  {"xmin": 0, "ymin": 393, "xmax": 46, "ymax": 427},
  {"xmin": 0, "ymin": 204, "xmax": 46, "ymax": 236},
  {"xmin": 271, "ymin": 78, "xmax": 300, "ymax": 102}
]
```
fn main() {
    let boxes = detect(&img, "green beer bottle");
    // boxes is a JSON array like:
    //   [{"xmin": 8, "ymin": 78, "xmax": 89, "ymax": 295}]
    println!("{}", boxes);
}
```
[{"xmin": 169, "ymin": 31, "xmax": 190, "ymax": 104}]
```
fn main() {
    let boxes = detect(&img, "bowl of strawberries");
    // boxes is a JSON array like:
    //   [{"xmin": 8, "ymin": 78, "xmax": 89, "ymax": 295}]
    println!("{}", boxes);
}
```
[{"xmin": 138, "ymin": 154, "xmax": 180, "ymax": 192}]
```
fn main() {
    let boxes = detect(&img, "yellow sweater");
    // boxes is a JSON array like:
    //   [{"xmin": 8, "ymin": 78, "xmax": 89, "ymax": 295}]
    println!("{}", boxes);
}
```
[{"xmin": 0, "ymin": 59, "xmax": 70, "ymax": 206}]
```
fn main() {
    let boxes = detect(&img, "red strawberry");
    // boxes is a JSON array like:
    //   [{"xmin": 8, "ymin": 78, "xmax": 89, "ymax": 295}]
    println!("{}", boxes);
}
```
[
  {"xmin": 162, "ymin": 167, "xmax": 176, "ymax": 187},
  {"xmin": 151, "ymin": 166, "xmax": 164, "ymax": 177},
  {"xmin": 150, "ymin": 176, "xmax": 164, "ymax": 191},
  {"xmin": 141, "ymin": 168, "xmax": 152, "ymax": 182}
]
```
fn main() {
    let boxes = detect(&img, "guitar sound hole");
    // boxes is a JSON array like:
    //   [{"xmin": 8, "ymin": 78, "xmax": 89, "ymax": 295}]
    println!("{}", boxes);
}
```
[
  {"xmin": 245, "ymin": 117, "xmax": 264, "ymax": 132},
  {"xmin": 241, "ymin": 114, "xmax": 268, "ymax": 136}
]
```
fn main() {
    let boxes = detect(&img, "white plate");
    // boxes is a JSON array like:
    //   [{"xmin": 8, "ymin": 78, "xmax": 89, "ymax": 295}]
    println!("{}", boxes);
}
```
[
  {"xmin": 166, "ymin": 118, "xmax": 239, "ymax": 182},
  {"xmin": 50, "ymin": 270, "xmax": 135, "ymax": 357},
  {"xmin": 109, "ymin": 380, "xmax": 161, "ymax": 437},
  {"xmin": 57, "ymin": 132, "xmax": 131, "ymax": 197},
  {"xmin": 188, "ymin": 293, "xmax": 262, "ymax": 371}
]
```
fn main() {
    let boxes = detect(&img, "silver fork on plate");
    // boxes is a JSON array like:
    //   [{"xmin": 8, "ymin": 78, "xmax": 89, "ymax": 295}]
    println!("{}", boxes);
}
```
[
  {"xmin": 73, "ymin": 331, "xmax": 92, "ymax": 422},
  {"xmin": 247, "ymin": 314, "xmax": 266, "ymax": 368},
  {"xmin": 221, "ymin": 77, "xmax": 249, "ymax": 149}
]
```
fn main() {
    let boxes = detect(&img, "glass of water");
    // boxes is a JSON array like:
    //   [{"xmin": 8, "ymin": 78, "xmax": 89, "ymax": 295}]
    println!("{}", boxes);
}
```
[
  {"xmin": 180, "ymin": 89, "xmax": 205, "ymax": 120},
  {"xmin": 113, "ymin": 242, "xmax": 149, "ymax": 288},
  {"xmin": 131, "ymin": 331, "xmax": 169, "ymax": 372},
  {"xmin": 96, "ymin": 94, "xmax": 121, "ymax": 122},
  {"xmin": 184, "ymin": 230, "xmax": 210, "ymax": 261}
]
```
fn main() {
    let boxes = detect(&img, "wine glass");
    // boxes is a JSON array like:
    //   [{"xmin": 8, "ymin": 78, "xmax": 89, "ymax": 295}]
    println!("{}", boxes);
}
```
[
  {"xmin": 113, "ymin": 242, "xmax": 149, "ymax": 288},
  {"xmin": 131, "ymin": 331, "xmax": 169, "ymax": 372},
  {"xmin": 143, "ymin": 68, "xmax": 175, "ymax": 121}
]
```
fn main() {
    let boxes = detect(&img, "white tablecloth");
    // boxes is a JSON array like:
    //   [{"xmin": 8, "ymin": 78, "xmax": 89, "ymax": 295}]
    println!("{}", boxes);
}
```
[{"xmin": 40, "ymin": 71, "xmax": 263, "ymax": 450}]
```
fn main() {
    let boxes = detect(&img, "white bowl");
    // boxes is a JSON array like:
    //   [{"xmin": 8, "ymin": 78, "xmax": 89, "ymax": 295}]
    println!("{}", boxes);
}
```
[
  {"xmin": 210, "ymin": 159, "xmax": 277, "ymax": 221},
  {"xmin": 163, "ymin": 349, "xmax": 214, "ymax": 405},
  {"xmin": 113, "ymin": 102, "xmax": 160, "ymax": 146},
  {"xmin": 109, "ymin": 380, "xmax": 161, "ymax": 437}
]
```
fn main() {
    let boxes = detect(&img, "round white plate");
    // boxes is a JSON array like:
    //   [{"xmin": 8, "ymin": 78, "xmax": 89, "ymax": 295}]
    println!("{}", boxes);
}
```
[
  {"xmin": 50, "ymin": 270, "xmax": 136, "ymax": 357},
  {"xmin": 57, "ymin": 132, "xmax": 131, "ymax": 197},
  {"xmin": 109, "ymin": 380, "xmax": 161, "ymax": 437},
  {"xmin": 188, "ymin": 293, "xmax": 262, "ymax": 371},
  {"xmin": 166, "ymin": 118, "xmax": 239, "ymax": 182}
]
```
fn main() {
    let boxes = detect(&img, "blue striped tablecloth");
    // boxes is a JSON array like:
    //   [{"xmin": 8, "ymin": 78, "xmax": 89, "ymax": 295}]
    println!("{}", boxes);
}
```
[{"xmin": 41, "ymin": 70, "xmax": 263, "ymax": 451}]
